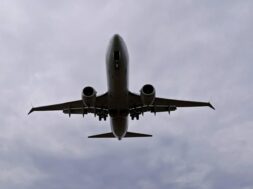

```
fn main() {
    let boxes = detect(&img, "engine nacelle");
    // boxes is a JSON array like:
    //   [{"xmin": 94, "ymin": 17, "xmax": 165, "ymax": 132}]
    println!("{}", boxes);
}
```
[
  {"xmin": 140, "ymin": 84, "xmax": 155, "ymax": 105},
  {"xmin": 82, "ymin": 86, "xmax": 96, "ymax": 107}
]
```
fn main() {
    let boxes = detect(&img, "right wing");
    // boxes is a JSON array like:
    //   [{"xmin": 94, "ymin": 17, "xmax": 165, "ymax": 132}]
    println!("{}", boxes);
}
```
[
  {"xmin": 28, "ymin": 93, "xmax": 108, "ymax": 115},
  {"xmin": 28, "ymin": 100, "xmax": 83, "ymax": 114}
]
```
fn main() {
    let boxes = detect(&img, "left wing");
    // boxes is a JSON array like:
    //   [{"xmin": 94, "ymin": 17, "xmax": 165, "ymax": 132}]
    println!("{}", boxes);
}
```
[
  {"xmin": 128, "ymin": 92, "xmax": 214, "ymax": 119},
  {"xmin": 128, "ymin": 92, "xmax": 214, "ymax": 109},
  {"xmin": 154, "ymin": 97, "xmax": 215, "ymax": 109},
  {"xmin": 28, "ymin": 93, "xmax": 108, "ymax": 115}
]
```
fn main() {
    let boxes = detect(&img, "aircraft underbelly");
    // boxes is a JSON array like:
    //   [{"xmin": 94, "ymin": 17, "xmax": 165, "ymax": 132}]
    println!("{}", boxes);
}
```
[
  {"xmin": 106, "ymin": 35, "xmax": 129, "ymax": 139},
  {"xmin": 110, "ymin": 116, "xmax": 128, "ymax": 139},
  {"xmin": 107, "ymin": 61, "xmax": 129, "ymax": 111}
]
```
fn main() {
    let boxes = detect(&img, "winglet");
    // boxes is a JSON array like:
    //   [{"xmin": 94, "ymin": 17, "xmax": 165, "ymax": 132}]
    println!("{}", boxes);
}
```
[
  {"xmin": 28, "ymin": 108, "xmax": 34, "ymax": 115},
  {"xmin": 209, "ymin": 103, "xmax": 215, "ymax": 110}
]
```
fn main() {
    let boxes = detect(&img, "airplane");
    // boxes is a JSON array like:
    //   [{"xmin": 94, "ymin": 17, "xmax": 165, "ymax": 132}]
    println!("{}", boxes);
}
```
[{"xmin": 28, "ymin": 34, "xmax": 214, "ymax": 140}]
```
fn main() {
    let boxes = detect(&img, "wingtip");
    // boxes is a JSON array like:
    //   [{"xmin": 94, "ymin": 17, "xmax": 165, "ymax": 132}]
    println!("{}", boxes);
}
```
[
  {"xmin": 209, "ymin": 103, "xmax": 215, "ymax": 110},
  {"xmin": 28, "ymin": 108, "xmax": 34, "ymax": 115}
]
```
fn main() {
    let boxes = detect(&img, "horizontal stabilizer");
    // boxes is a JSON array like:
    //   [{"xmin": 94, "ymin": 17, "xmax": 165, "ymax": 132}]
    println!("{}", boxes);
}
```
[
  {"xmin": 88, "ymin": 132, "xmax": 152, "ymax": 138},
  {"xmin": 88, "ymin": 132, "xmax": 115, "ymax": 138},
  {"xmin": 124, "ymin": 132, "xmax": 152, "ymax": 137}
]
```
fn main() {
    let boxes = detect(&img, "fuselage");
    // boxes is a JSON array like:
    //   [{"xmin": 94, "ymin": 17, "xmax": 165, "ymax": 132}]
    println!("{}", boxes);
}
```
[{"xmin": 106, "ymin": 34, "xmax": 129, "ymax": 140}]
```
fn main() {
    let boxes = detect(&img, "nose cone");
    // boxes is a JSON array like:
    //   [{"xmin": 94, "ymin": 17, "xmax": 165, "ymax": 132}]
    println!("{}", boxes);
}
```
[
  {"xmin": 112, "ymin": 34, "xmax": 121, "ymax": 40},
  {"xmin": 112, "ymin": 34, "xmax": 122, "ymax": 47},
  {"xmin": 106, "ymin": 34, "xmax": 129, "ymax": 63}
]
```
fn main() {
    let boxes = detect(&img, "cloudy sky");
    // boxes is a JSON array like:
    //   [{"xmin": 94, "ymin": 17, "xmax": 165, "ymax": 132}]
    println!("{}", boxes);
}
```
[{"xmin": 1, "ymin": 0, "xmax": 253, "ymax": 188}]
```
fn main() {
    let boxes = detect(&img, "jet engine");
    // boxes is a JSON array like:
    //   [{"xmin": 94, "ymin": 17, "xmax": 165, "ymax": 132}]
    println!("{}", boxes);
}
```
[
  {"xmin": 140, "ymin": 84, "xmax": 155, "ymax": 105},
  {"xmin": 82, "ymin": 86, "xmax": 96, "ymax": 107}
]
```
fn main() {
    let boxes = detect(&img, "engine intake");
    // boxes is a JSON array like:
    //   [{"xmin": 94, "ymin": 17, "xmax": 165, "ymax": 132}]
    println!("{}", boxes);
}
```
[
  {"xmin": 82, "ymin": 86, "xmax": 96, "ymax": 107},
  {"xmin": 140, "ymin": 84, "xmax": 155, "ymax": 105}
]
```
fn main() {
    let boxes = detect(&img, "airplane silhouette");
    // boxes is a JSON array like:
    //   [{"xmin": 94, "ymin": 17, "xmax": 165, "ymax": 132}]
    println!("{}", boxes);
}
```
[{"xmin": 29, "ymin": 34, "xmax": 214, "ymax": 140}]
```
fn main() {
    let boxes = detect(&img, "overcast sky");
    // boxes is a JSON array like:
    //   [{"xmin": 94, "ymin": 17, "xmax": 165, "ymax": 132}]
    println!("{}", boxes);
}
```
[{"xmin": 1, "ymin": 1, "xmax": 253, "ymax": 189}]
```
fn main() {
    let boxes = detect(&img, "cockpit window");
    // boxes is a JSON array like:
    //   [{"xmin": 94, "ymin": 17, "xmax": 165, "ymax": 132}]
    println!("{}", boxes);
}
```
[{"xmin": 114, "ymin": 51, "xmax": 120, "ymax": 61}]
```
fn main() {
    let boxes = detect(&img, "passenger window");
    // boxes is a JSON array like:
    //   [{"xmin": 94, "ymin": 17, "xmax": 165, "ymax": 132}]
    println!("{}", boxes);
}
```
[{"xmin": 114, "ymin": 51, "xmax": 120, "ymax": 61}]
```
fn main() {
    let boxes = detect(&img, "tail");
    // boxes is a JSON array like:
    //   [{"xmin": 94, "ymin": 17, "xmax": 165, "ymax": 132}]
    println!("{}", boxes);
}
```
[{"xmin": 88, "ymin": 132, "xmax": 152, "ymax": 138}]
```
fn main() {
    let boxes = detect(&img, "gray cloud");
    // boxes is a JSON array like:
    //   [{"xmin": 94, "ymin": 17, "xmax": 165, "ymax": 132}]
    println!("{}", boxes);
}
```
[{"xmin": 1, "ymin": 0, "xmax": 253, "ymax": 188}]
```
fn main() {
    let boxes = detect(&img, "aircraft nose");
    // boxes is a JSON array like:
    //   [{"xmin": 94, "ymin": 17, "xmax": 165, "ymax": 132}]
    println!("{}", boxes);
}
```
[
  {"xmin": 112, "ymin": 34, "xmax": 122, "ymax": 47},
  {"xmin": 113, "ymin": 34, "xmax": 121, "ymax": 41}
]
